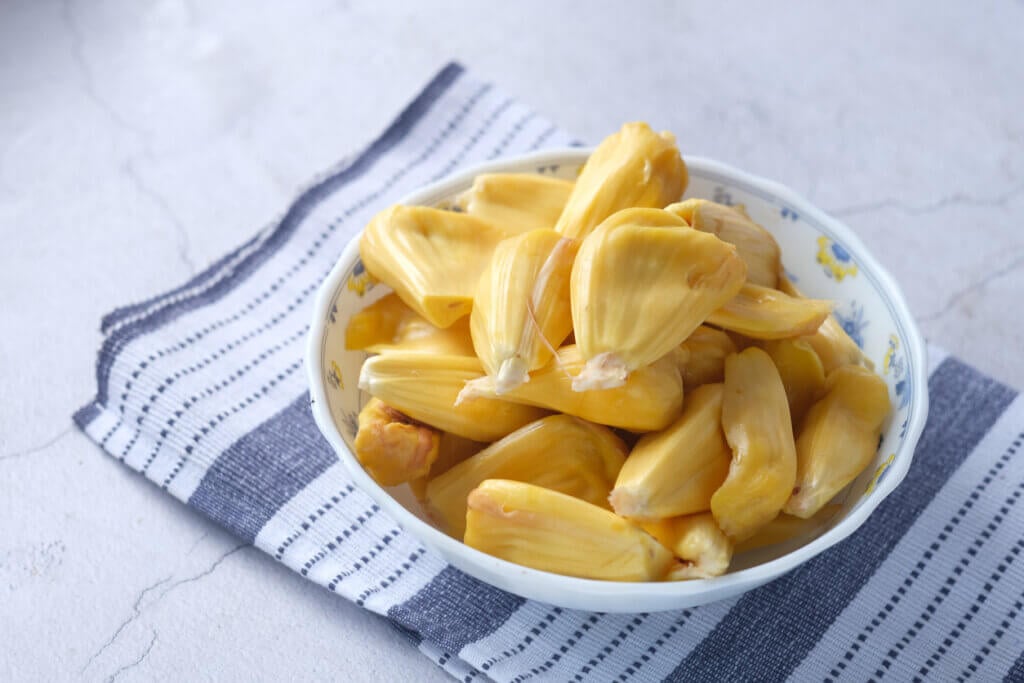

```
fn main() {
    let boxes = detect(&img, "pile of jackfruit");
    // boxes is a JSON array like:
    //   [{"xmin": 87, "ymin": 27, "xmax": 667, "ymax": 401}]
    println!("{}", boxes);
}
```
[{"xmin": 346, "ymin": 122, "xmax": 890, "ymax": 582}]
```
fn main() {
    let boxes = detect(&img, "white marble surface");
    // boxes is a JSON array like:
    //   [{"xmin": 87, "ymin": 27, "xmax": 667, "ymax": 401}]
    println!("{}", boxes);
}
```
[{"xmin": 1, "ymin": 1, "xmax": 1021, "ymax": 680}]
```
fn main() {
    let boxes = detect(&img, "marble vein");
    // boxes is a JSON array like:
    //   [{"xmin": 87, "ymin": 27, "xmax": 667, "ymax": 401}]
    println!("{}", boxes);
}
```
[
  {"xmin": 123, "ymin": 161, "xmax": 198, "ymax": 274},
  {"xmin": 82, "ymin": 544, "xmax": 245, "ymax": 673},
  {"xmin": 61, "ymin": 0, "xmax": 148, "ymax": 141},
  {"xmin": 828, "ymin": 183, "xmax": 1024, "ymax": 218},
  {"xmin": 918, "ymin": 249, "xmax": 1024, "ymax": 324},
  {"xmin": 106, "ymin": 631, "xmax": 158, "ymax": 683},
  {"xmin": 83, "ymin": 575, "xmax": 173, "ymax": 673},
  {"xmin": 154, "ymin": 543, "xmax": 248, "ymax": 598},
  {"xmin": 185, "ymin": 531, "xmax": 212, "ymax": 556},
  {"xmin": 0, "ymin": 426, "xmax": 74, "ymax": 463}
]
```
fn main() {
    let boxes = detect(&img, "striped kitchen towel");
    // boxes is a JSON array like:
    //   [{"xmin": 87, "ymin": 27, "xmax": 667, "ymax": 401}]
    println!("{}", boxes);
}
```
[{"xmin": 75, "ymin": 63, "xmax": 1024, "ymax": 682}]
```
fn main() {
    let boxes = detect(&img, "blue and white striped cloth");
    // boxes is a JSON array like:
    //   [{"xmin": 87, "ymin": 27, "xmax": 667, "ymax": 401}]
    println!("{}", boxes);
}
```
[{"xmin": 75, "ymin": 63, "xmax": 1024, "ymax": 682}]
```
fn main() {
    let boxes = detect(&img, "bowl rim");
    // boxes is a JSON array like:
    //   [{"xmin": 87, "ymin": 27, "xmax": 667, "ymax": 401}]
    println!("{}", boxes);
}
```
[{"xmin": 306, "ymin": 147, "xmax": 930, "ymax": 608}]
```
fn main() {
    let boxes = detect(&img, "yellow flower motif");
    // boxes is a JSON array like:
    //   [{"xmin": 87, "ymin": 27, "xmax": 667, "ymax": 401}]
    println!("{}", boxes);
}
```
[
  {"xmin": 883, "ymin": 334, "xmax": 899, "ymax": 376},
  {"xmin": 328, "ymin": 360, "xmax": 344, "ymax": 390},
  {"xmin": 865, "ymin": 453, "xmax": 896, "ymax": 496},
  {"xmin": 346, "ymin": 271, "xmax": 376, "ymax": 296},
  {"xmin": 816, "ymin": 236, "xmax": 858, "ymax": 281}
]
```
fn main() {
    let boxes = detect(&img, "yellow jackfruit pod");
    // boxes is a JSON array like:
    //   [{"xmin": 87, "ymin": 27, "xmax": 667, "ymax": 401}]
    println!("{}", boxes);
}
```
[
  {"xmin": 642, "ymin": 513, "xmax": 733, "ymax": 580},
  {"xmin": 763, "ymin": 338, "xmax": 827, "ymax": 428},
  {"xmin": 359, "ymin": 205, "xmax": 510, "ymax": 328},
  {"xmin": 426, "ymin": 415, "xmax": 627, "ymax": 538},
  {"xmin": 669, "ymin": 345, "xmax": 691, "ymax": 377},
  {"xmin": 470, "ymin": 229, "xmax": 579, "ymax": 393},
  {"xmin": 346, "ymin": 293, "xmax": 409, "ymax": 350},
  {"xmin": 358, "ymin": 352, "xmax": 548, "ymax": 442},
  {"xmin": 570, "ymin": 208, "xmax": 747, "ymax": 390},
  {"xmin": 785, "ymin": 366, "xmax": 892, "ymax": 518},
  {"xmin": 706, "ymin": 283, "xmax": 832, "ymax": 340},
  {"xmin": 382, "ymin": 316, "xmax": 475, "ymax": 356},
  {"xmin": 345, "ymin": 292, "xmax": 475, "ymax": 356},
  {"xmin": 554, "ymin": 122, "xmax": 687, "ymax": 240},
  {"xmin": 667, "ymin": 199, "xmax": 782, "ymax": 288},
  {"xmin": 353, "ymin": 398, "xmax": 440, "ymax": 487},
  {"xmin": 711, "ymin": 348, "xmax": 798, "ymax": 541},
  {"xmin": 464, "ymin": 479, "xmax": 674, "ymax": 581},
  {"xmin": 722, "ymin": 329, "xmax": 760, "ymax": 352},
  {"xmin": 806, "ymin": 318, "xmax": 871, "ymax": 373},
  {"xmin": 778, "ymin": 273, "xmax": 871, "ymax": 372},
  {"xmin": 734, "ymin": 505, "xmax": 841, "ymax": 553},
  {"xmin": 457, "ymin": 345, "xmax": 683, "ymax": 432},
  {"xmin": 679, "ymin": 325, "xmax": 738, "ymax": 391},
  {"xmin": 453, "ymin": 173, "xmax": 574, "ymax": 234},
  {"xmin": 408, "ymin": 432, "xmax": 486, "ymax": 502},
  {"xmin": 610, "ymin": 384, "xmax": 731, "ymax": 520}
]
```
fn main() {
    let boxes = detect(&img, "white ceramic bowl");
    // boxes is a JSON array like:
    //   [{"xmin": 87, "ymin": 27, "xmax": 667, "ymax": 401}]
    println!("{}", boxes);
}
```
[{"xmin": 306, "ymin": 149, "xmax": 929, "ymax": 613}]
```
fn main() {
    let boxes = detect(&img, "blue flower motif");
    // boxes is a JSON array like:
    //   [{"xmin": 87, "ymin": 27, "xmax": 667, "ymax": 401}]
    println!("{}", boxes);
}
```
[
  {"xmin": 831, "ymin": 242, "xmax": 852, "ymax": 263},
  {"xmin": 833, "ymin": 302, "xmax": 867, "ymax": 349},
  {"xmin": 342, "ymin": 411, "xmax": 359, "ymax": 437},
  {"xmin": 883, "ymin": 334, "xmax": 911, "ymax": 409},
  {"xmin": 816, "ymin": 236, "xmax": 858, "ymax": 280},
  {"xmin": 346, "ymin": 258, "xmax": 374, "ymax": 296},
  {"xmin": 895, "ymin": 379, "xmax": 910, "ymax": 409},
  {"xmin": 712, "ymin": 186, "xmax": 734, "ymax": 206}
]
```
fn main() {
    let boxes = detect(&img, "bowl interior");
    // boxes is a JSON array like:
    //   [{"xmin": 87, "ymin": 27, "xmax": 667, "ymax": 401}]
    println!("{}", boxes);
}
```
[{"xmin": 312, "ymin": 152, "xmax": 924, "ymax": 587}]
